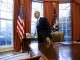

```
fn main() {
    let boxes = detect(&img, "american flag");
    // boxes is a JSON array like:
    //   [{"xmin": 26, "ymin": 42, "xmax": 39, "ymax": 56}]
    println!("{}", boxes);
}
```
[{"xmin": 17, "ymin": 5, "xmax": 24, "ymax": 40}]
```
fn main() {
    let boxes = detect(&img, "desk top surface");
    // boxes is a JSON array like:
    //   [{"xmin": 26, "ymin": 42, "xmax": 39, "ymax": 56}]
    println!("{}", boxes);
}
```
[{"xmin": 29, "ymin": 42, "xmax": 80, "ymax": 60}]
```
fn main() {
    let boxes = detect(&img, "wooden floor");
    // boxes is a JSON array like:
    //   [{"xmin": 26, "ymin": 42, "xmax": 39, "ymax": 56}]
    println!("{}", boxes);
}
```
[
  {"xmin": 1, "ymin": 42, "xmax": 80, "ymax": 60},
  {"xmin": 0, "ymin": 41, "xmax": 44, "ymax": 60},
  {"xmin": 0, "ymin": 50, "xmax": 44, "ymax": 60},
  {"xmin": 30, "ymin": 42, "xmax": 80, "ymax": 60},
  {"xmin": 0, "ymin": 51, "xmax": 30, "ymax": 60}
]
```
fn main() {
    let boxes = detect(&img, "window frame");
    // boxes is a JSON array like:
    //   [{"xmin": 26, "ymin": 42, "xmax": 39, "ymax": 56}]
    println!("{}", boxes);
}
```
[
  {"xmin": 0, "ymin": 0, "xmax": 14, "ymax": 51},
  {"xmin": 59, "ymin": 3, "xmax": 71, "ymax": 42}
]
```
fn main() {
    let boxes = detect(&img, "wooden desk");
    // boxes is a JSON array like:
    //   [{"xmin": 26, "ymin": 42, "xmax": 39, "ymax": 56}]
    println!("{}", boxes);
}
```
[
  {"xmin": 21, "ymin": 37, "xmax": 37, "ymax": 52},
  {"xmin": 29, "ymin": 42, "xmax": 80, "ymax": 60}
]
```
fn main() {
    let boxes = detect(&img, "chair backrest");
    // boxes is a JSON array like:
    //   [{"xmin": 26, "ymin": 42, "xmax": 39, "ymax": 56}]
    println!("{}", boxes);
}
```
[
  {"xmin": 21, "ymin": 56, "xmax": 40, "ymax": 60},
  {"xmin": 52, "ymin": 32, "xmax": 64, "ymax": 42}
]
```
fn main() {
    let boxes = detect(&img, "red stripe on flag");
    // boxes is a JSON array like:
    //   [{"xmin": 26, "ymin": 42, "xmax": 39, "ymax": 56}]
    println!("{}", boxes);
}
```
[
  {"xmin": 17, "ymin": 22, "xmax": 24, "ymax": 36},
  {"xmin": 17, "ymin": 28, "xmax": 22, "ymax": 39},
  {"xmin": 18, "ymin": 16, "xmax": 23, "ymax": 26},
  {"xmin": 17, "ymin": 25, "xmax": 24, "ymax": 39},
  {"xmin": 18, "ymin": 17, "xmax": 24, "ymax": 34},
  {"xmin": 17, "ymin": 19, "xmax": 24, "ymax": 32},
  {"xmin": 17, "ymin": 18, "xmax": 24, "ymax": 39}
]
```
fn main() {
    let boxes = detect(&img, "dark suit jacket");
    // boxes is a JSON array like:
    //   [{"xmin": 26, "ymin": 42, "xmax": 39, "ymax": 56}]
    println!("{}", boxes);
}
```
[{"xmin": 37, "ymin": 17, "xmax": 52, "ymax": 43}]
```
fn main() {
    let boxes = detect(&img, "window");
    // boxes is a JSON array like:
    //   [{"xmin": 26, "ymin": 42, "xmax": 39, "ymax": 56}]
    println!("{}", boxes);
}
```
[
  {"xmin": 0, "ymin": 0, "xmax": 14, "ymax": 48},
  {"xmin": 59, "ymin": 3, "xmax": 71, "ymax": 42},
  {"xmin": 31, "ymin": 2, "xmax": 43, "ymax": 34}
]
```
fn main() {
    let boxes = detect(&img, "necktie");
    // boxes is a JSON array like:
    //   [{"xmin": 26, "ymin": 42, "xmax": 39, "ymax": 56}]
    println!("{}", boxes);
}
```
[
  {"xmin": 37, "ymin": 20, "xmax": 39, "ymax": 27},
  {"xmin": 34, "ymin": 20, "xmax": 39, "ymax": 35}
]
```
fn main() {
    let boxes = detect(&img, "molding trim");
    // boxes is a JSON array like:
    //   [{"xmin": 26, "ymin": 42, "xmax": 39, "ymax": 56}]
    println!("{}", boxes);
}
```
[{"xmin": 0, "ymin": 47, "xmax": 13, "ymax": 52}]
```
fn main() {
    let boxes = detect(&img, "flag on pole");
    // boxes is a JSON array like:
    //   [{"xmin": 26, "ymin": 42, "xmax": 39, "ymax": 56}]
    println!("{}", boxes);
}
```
[
  {"xmin": 17, "ymin": 4, "xmax": 24, "ymax": 41},
  {"xmin": 51, "ymin": 7, "xmax": 59, "ymax": 32}
]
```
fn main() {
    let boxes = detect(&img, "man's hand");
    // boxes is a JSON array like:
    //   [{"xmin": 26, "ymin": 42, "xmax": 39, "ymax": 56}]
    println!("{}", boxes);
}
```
[
  {"xmin": 44, "ymin": 37, "xmax": 51, "ymax": 48},
  {"xmin": 46, "ymin": 37, "xmax": 51, "ymax": 44}
]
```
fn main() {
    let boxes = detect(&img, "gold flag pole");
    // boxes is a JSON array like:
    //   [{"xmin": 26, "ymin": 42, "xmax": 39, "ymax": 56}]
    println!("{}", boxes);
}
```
[{"xmin": 21, "ymin": 0, "xmax": 23, "ymax": 6}]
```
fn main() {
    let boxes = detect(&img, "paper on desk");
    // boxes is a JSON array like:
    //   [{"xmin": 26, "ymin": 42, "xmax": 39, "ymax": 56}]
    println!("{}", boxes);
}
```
[{"xmin": 59, "ymin": 42, "xmax": 72, "ymax": 45}]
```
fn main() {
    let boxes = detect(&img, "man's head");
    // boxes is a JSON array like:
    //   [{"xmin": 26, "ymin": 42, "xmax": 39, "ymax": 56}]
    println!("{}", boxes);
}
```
[{"xmin": 34, "ymin": 11, "xmax": 40, "ymax": 19}]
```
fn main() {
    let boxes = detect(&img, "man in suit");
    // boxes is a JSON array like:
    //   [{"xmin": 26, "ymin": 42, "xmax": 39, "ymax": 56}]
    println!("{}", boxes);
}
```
[{"xmin": 34, "ymin": 11, "xmax": 52, "ymax": 44}]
